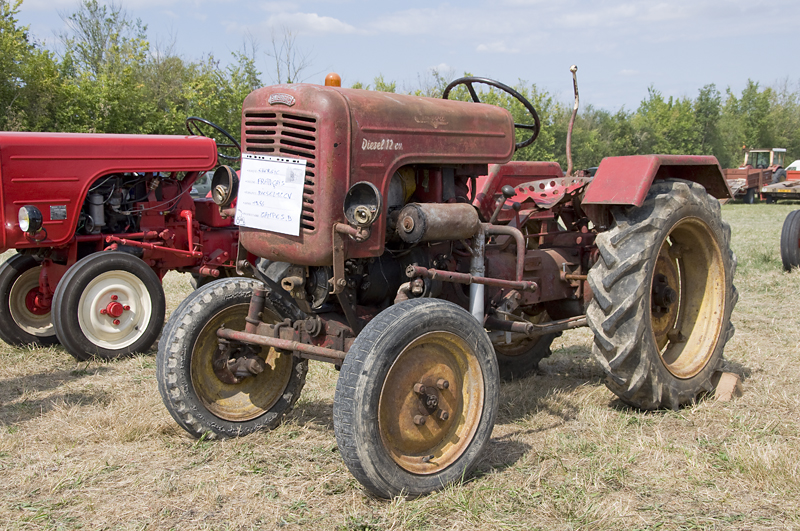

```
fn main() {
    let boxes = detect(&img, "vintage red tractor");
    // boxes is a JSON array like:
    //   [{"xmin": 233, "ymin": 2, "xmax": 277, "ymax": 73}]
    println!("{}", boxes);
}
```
[
  {"xmin": 156, "ymin": 72, "xmax": 737, "ymax": 498},
  {"xmin": 0, "ymin": 118, "xmax": 242, "ymax": 360}
]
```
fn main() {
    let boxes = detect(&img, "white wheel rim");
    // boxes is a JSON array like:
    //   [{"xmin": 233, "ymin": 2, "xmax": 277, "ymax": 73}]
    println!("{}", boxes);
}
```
[
  {"xmin": 77, "ymin": 270, "xmax": 152, "ymax": 349},
  {"xmin": 8, "ymin": 266, "xmax": 55, "ymax": 337}
]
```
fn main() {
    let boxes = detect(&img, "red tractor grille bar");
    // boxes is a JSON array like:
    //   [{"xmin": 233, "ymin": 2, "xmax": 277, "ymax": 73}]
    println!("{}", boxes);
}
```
[{"xmin": 243, "ymin": 112, "xmax": 318, "ymax": 232}]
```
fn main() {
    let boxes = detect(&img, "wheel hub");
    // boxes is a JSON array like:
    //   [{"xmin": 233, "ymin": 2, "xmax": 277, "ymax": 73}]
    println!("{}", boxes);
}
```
[
  {"xmin": 651, "ymin": 218, "xmax": 726, "ymax": 379},
  {"xmin": 25, "ymin": 288, "xmax": 50, "ymax": 315},
  {"xmin": 378, "ymin": 331, "xmax": 484, "ymax": 475}
]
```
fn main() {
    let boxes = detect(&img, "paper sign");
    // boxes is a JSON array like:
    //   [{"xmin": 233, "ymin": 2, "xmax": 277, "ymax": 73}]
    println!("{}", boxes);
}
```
[{"xmin": 234, "ymin": 154, "xmax": 307, "ymax": 236}]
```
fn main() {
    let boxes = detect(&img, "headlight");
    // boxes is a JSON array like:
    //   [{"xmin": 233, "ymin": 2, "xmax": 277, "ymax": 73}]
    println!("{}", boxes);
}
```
[{"xmin": 18, "ymin": 206, "xmax": 43, "ymax": 234}]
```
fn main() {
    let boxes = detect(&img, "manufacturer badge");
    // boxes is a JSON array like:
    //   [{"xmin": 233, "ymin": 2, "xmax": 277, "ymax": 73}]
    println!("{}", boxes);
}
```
[{"xmin": 268, "ymin": 93, "xmax": 296, "ymax": 106}]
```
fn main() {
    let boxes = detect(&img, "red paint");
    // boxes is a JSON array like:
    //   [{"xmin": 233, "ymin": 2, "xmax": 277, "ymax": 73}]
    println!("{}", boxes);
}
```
[{"xmin": 582, "ymin": 155, "xmax": 731, "ymax": 206}]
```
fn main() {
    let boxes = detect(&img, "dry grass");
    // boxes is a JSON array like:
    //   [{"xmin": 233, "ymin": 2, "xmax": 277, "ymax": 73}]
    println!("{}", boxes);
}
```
[{"xmin": 2, "ymin": 201, "xmax": 800, "ymax": 530}]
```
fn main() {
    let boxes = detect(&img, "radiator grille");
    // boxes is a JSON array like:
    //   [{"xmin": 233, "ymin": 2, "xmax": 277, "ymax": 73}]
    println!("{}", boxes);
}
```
[{"xmin": 243, "ymin": 111, "xmax": 318, "ymax": 231}]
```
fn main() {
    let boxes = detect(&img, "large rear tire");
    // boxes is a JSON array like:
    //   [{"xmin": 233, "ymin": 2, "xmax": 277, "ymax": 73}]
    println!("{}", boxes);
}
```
[
  {"xmin": 157, "ymin": 278, "xmax": 307, "ymax": 438},
  {"xmin": 0, "ymin": 254, "xmax": 59, "ymax": 347},
  {"xmin": 780, "ymin": 210, "xmax": 800, "ymax": 271},
  {"xmin": 586, "ymin": 180, "xmax": 737, "ymax": 410},
  {"xmin": 333, "ymin": 298, "xmax": 499, "ymax": 498},
  {"xmin": 53, "ymin": 252, "xmax": 165, "ymax": 361}
]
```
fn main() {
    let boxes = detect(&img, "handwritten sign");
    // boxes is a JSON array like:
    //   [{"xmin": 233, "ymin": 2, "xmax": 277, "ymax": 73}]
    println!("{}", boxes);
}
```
[{"xmin": 234, "ymin": 154, "xmax": 306, "ymax": 236}]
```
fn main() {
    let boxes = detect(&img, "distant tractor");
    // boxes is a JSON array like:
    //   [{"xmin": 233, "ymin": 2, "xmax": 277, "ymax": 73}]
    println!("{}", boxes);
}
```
[{"xmin": 723, "ymin": 147, "xmax": 787, "ymax": 203}]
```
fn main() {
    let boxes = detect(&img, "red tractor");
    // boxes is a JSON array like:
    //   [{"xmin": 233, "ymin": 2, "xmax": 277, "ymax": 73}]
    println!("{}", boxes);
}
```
[
  {"xmin": 156, "ymin": 73, "xmax": 737, "ymax": 498},
  {"xmin": 0, "ymin": 118, "xmax": 241, "ymax": 360}
]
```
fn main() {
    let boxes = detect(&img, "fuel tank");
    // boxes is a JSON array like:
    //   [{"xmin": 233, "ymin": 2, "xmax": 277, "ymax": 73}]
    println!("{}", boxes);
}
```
[{"xmin": 237, "ymin": 84, "xmax": 516, "ymax": 266}]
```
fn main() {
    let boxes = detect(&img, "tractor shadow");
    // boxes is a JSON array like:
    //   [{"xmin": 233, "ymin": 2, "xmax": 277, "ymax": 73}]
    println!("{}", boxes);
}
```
[{"xmin": 0, "ymin": 365, "xmax": 114, "ymax": 425}]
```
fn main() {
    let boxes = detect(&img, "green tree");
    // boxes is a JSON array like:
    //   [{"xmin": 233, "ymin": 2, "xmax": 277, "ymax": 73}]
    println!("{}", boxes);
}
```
[{"xmin": 0, "ymin": 0, "xmax": 64, "ymax": 131}]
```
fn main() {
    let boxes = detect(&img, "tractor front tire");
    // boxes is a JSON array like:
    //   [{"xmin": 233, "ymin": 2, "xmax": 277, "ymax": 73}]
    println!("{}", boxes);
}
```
[
  {"xmin": 53, "ymin": 252, "xmax": 165, "ymax": 360},
  {"xmin": 586, "ymin": 179, "xmax": 737, "ymax": 410},
  {"xmin": 333, "ymin": 298, "xmax": 499, "ymax": 498},
  {"xmin": 157, "ymin": 278, "xmax": 307, "ymax": 438},
  {"xmin": 780, "ymin": 210, "xmax": 800, "ymax": 271},
  {"xmin": 0, "ymin": 254, "xmax": 59, "ymax": 347}
]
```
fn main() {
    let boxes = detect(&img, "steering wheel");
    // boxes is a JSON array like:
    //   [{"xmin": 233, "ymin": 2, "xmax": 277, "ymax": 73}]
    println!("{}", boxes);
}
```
[
  {"xmin": 442, "ymin": 77, "xmax": 541, "ymax": 150},
  {"xmin": 186, "ymin": 116, "xmax": 242, "ymax": 161}
]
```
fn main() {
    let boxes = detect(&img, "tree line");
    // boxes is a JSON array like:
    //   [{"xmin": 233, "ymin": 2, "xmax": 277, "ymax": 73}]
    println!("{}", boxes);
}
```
[{"xmin": 2, "ymin": 0, "xmax": 798, "ymax": 170}]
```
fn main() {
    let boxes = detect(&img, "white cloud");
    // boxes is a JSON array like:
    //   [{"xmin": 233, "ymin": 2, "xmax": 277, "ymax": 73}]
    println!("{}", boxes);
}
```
[
  {"xmin": 264, "ymin": 12, "xmax": 359, "ymax": 34},
  {"xmin": 476, "ymin": 41, "xmax": 520, "ymax": 54}
]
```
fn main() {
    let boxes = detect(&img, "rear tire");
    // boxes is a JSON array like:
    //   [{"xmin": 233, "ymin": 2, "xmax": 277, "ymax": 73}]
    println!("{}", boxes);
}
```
[
  {"xmin": 744, "ymin": 187, "xmax": 756, "ymax": 204},
  {"xmin": 586, "ymin": 180, "xmax": 737, "ymax": 410},
  {"xmin": 781, "ymin": 210, "xmax": 800, "ymax": 271},
  {"xmin": 53, "ymin": 252, "xmax": 165, "ymax": 360},
  {"xmin": 0, "ymin": 254, "xmax": 59, "ymax": 346},
  {"xmin": 333, "ymin": 298, "xmax": 499, "ymax": 498}
]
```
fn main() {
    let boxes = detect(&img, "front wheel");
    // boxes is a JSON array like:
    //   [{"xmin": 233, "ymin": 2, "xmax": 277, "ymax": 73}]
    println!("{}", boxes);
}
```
[
  {"xmin": 333, "ymin": 298, "xmax": 499, "ymax": 498},
  {"xmin": 781, "ymin": 210, "xmax": 800, "ymax": 271},
  {"xmin": 52, "ymin": 252, "xmax": 165, "ymax": 360},
  {"xmin": 586, "ymin": 180, "xmax": 737, "ymax": 410},
  {"xmin": 0, "ymin": 254, "xmax": 59, "ymax": 346},
  {"xmin": 157, "ymin": 278, "xmax": 307, "ymax": 438}
]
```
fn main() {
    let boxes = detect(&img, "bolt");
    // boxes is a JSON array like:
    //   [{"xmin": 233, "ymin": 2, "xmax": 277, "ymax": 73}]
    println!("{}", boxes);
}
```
[
  {"xmin": 123, "ymin": 305, "xmax": 130, "ymax": 311},
  {"xmin": 336, "ymin": 278, "xmax": 347, "ymax": 287},
  {"xmin": 413, "ymin": 383, "xmax": 426, "ymax": 395},
  {"xmin": 111, "ymin": 295, "xmax": 118, "ymax": 301},
  {"xmin": 437, "ymin": 410, "xmax": 449, "ymax": 421},
  {"xmin": 436, "ymin": 379, "xmax": 449, "ymax": 390},
  {"xmin": 100, "ymin": 309, "xmax": 107, "ymax": 315},
  {"xmin": 113, "ymin": 319, "xmax": 120, "ymax": 325},
  {"xmin": 421, "ymin": 454, "xmax": 435, "ymax": 463},
  {"xmin": 413, "ymin": 415, "xmax": 427, "ymax": 426}
]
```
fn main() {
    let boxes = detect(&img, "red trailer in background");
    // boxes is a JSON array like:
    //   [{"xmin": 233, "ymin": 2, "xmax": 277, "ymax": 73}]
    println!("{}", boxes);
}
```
[{"xmin": 0, "ymin": 119, "xmax": 241, "ymax": 360}]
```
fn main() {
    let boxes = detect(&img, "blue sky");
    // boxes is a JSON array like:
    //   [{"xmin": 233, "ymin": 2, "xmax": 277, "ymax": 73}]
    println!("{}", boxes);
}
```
[{"xmin": 16, "ymin": 0, "xmax": 800, "ymax": 110}]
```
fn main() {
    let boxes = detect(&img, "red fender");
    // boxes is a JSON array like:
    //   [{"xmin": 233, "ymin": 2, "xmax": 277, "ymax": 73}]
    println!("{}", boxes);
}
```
[{"xmin": 582, "ymin": 155, "xmax": 732, "ymax": 207}]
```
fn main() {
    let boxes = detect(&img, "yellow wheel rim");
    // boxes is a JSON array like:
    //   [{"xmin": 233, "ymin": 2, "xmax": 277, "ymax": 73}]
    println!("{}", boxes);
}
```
[
  {"xmin": 378, "ymin": 331, "xmax": 484, "ymax": 475},
  {"xmin": 651, "ymin": 217, "xmax": 726, "ymax": 379},
  {"xmin": 190, "ymin": 304, "xmax": 293, "ymax": 422}
]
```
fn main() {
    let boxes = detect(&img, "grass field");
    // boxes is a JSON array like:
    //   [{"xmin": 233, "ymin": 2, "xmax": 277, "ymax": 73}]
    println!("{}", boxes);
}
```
[{"xmin": 1, "ymin": 201, "xmax": 799, "ymax": 530}]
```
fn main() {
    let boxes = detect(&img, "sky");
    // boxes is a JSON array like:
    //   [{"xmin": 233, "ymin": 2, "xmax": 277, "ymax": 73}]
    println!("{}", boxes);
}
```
[{"xmin": 16, "ymin": 0, "xmax": 800, "ymax": 111}]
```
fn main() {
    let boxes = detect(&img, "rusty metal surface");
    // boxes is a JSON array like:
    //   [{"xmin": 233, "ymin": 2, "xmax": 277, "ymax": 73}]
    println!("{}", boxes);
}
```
[
  {"xmin": 484, "ymin": 224, "xmax": 526, "ymax": 280},
  {"xmin": 583, "ymin": 155, "xmax": 731, "ymax": 206},
  {"xmin": 406, "ymin": 265, "xmax": 537, "ymax": 292},
  {"xmin": 239, "ymin": 84, "xmax": 516, "ymax": 266},
  {"xmin": 512, "ymin": 176, "xmax": 592, "ymax": 209},
  {"xmin": 397, "ymin": 203, "xmax": 480, "ymax": 243},
  {"xmin": 217, "ymin": 327, "xmax": 347, "ymax": 362},
  {"xmin": 377, "ymin": 330, "xmax": 484, "ymax": 475},
  {"xmin": 473, "ymin": 161, "xmax": 564, "ymax": 220}
]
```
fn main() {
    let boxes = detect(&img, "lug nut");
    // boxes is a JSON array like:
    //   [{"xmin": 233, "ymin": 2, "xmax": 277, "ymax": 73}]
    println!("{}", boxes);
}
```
[
  {"xmin": 413, "ymin": 415, "xmax": 427, "ymax": 426},
  {"xmin": 413, "ymin": 382, "xmax": 426, "ymax": 395},
  {"xmin": 123, "ymin": 305, "xmax": 130, "ymax": 311},
  {"xmin": 100, "ymin": 309, "xmax": 107, "ymax": 315},
  {"xmin": 437, "ymin": 379, "xmax": 449, "ymax": 390},
  {"xmin": 112, "ymin": 319, "xmax": 120, "ymax": 325},
  {"xmin": 437, "ymin": 410, "xmax": 449, "ymax": 421},
  {"xmin": 111, "ymin": 295, "xmax": 118, "ymax": 301}
]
